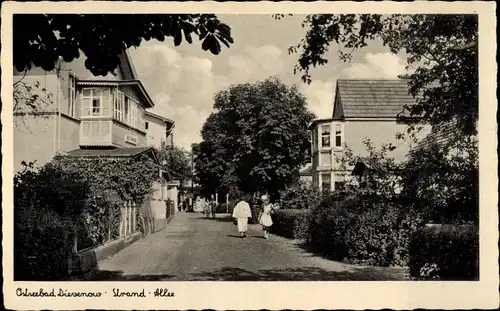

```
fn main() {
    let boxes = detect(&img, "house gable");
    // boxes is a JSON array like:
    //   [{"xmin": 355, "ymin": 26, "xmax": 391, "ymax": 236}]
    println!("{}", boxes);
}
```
[{"xmin": 332, "ymin": 85, "xmax": 344, "ymax": 120}]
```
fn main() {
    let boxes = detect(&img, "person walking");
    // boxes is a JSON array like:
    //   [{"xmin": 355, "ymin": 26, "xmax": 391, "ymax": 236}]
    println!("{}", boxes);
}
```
[
  {"xmin": 232, "ymin": 194, "xmax": 252, "ymax": 238},
  {"xmin": 203, "ymin": 196, "xmax": 211, "ymax": 218},
  {"xmin": 258, "ymin": 194, "xmax": 274, "ymax": 239},
  {"xmin": 209, "ymin": 194, "xmax": 217, "ymax": 219}
]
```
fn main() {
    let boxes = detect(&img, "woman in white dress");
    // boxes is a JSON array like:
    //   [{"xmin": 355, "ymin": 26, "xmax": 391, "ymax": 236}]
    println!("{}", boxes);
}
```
[
  {"xmin": 194, "ymin": 197, "xmax": 204, "ymax": 213},
  {"xmin": 232, "ymin": 195, "xmax": 252, "ymax": 238},
  {"xmin": 259, "ymin": 195, "xmax": 274, "ymax": 239}
]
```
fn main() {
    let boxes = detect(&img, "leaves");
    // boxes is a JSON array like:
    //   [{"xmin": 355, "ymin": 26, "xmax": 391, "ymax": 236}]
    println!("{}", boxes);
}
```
[
  {"xmin": 52, "ymin": 155, "xmax": 159, "ymax": 205},
  {"xmin": 193, "ymin": 77, "xmax": 315, "ymax": 197},
  {"xmin": 288, "ymin": 14, "xmax": 478, "ymax": 136},
  {"xmin": 155, "ymin": 144, "xmax": 192, "ymax": 183},
  {"xmin": 14, "ymin": 14, "xmax": 234, "ymax": 76}
]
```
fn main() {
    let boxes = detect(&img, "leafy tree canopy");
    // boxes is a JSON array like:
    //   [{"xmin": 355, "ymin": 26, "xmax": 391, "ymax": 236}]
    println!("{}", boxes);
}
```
[
  {"xmin": 193, "ymin": 77, "xmax": 315, "ymax": 198},
  {"xmin": 156, "ymin": 143, "xmax": 192, "ymax": 184},
  {"xmin": 285, "ymin": 14, "xmax": 478, "ymax": 136},
  {"xmin": 14, "ymin": 14, "xmax": 234, "ymax": 76}
]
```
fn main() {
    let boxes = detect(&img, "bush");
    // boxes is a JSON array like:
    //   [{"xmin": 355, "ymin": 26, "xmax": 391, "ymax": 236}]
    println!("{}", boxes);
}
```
[
  {"xmin": 409, "ymin": 224, "xmax": 479, "ymax": 280},
  {"xmin": 270, "ymin": 209, "xmax": 310, "ymax": 239},
  {"xmin": 14, "ymin": 206, "xmax": 75, "ymax": 280},
  {"xmin": 83, "ymin": 195, "xmax": 121, "ymax": 247},
  {"xmin": 307, "ymin": 192, "xmax": 424, "ymax": 266},
  {"xmin": 14, "ymin": 162, "xmax": 89, "ymax": 280},
  {"xmin": 279, "ymin": 181, "xmax": 321, "ymax": 210}
]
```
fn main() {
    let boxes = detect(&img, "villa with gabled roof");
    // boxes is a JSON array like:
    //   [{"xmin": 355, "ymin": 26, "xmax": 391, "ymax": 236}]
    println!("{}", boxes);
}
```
[
  {"xmin": 303, "ymin": 79, "xmax": 431, "ymax": 193},
  {"xmin": 13, "ymin": 50, "xmax": 179, "ymax": 259},
  {"xmin": 13, "ymin": 50, "xmax": 164, "ymax": 170}
]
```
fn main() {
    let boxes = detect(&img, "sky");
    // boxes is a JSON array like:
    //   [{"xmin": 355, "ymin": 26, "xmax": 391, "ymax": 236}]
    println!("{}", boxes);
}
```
[{"xmin": 128, "ymin": 15, "xmax": 408, "ymax": 151}]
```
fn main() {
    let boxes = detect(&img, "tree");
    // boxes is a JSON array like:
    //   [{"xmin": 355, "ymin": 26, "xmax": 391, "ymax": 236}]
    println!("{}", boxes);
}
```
[
  {"xmin": 285, "ymin": 14, "xmax": 479, "ymax": 226},
  {"xmin": 156, "ymin": 143, "xmax": 192, "ymax": 185},
  {"xmin": 399, "ymin": 135, "xmax": 478, "ymax": 224},
  {"xmin": 14, "ymin": 14, "xmax": 234, "ymax": 77},
  {"xmin": 286, "ymin": 14, "xmax": 478, "ymax": 136},
  {"xmin": 193, "ymin": 77, "xmax": 315, "ymax": 198},
  {"xmin": 337, "ymin": 138, "xmax": 402, "ymax": 199}
]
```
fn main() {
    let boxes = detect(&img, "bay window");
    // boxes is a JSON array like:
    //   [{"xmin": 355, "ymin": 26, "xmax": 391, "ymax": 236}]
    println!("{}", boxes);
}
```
[
  {"xmin": 321, "ymin": 124, "xmax": 331, "ymax": 147},
  {"xmin": 127, "ymin": 97, "xmax": 139, "ymax": 128},
  {"xmin": 321, "ymin": 173, "xmax": 331, "ymax": 194},
  {"xmin": 81, "ymin": 88, "xmax": 111, "ymax": 117},
  {"xmin": 81, "ymin": 87, "xmax": 144, "ymax": 131},
  {"xmin": 124, "ymin": 100, "xmax": 130, "ymax": 123},
  {"xmin": 335, "ymin": 123, "xmax": 342, "ymax": 147},
  {"xmin": 113, "ymin": 89, "xmax": 125, "ymax": 122}
]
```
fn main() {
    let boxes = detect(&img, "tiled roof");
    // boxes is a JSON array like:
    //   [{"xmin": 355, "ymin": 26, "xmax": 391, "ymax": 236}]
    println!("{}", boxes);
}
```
[
  {"xmin": 335, "ymin": 79, "xmax": 417, "ymax": 119},
  {"xmin": 64, "ymin": 147, "xmax": 156, "ymax": 159},
  {"xmin": 145, "ymin": 110, "xmax": 175, "ymax": 124},
  {"xmin": 413, "ymin": 119, "xmax": 471, "ymax": 153},
  {"xmin": 308, "ymin": 118, "xmax": 334, "ymax": 130}
]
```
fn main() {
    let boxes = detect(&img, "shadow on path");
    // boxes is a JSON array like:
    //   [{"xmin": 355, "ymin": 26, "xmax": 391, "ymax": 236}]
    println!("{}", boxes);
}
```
[
  {"xmin": 203, "ymin": 215, "xmax": 235, "ymax": 223},
  {"xmin": 252, "ymin": 235, "xmax": 266, "ymax": 239},
  {"xmin": 189, "ymin": 266, "xmax": 407, "ymax": 281},
  {"xmin": 76, "ymin": 269, "xmax": 177, "ymax": 281}
]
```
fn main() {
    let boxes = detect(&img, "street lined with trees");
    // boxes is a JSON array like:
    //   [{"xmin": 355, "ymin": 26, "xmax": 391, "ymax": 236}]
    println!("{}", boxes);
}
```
[{"xmin": 13, "ymin": 13, "xmax": 480, "ymax": 281}]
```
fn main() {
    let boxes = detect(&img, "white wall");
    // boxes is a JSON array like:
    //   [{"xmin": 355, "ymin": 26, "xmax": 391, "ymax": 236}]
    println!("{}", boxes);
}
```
[
  {"xmin": 344, "ymin": 120, "xmax": 431, "ymax": 164},
  {"xmin": 145, "ymin": 115, "xmax": 167, "ymax": 148}
]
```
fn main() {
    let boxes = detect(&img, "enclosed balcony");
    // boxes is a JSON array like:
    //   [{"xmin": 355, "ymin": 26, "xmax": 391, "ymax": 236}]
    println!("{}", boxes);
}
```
[
  {"xmin": 77, "ymin": 86, "xmax": 148, "ymax": 148},
  {"xmin": 79, "ymin": 119, "xmax": 146, "ymax": 148}
]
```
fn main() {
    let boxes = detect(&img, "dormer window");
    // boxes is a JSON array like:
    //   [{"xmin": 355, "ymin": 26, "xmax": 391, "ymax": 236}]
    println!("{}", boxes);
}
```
[{"xmin": 321, "ymin": 124, "xmax": 331, "ymax": 147}]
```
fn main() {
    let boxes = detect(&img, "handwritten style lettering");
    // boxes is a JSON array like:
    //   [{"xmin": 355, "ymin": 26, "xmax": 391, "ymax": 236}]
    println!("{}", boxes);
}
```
[
  {"xmin": 16, "ymin": 288, "xmax": 103, "ymax": 298},
  {"xmin": 112, "ymin": 288, "xmax": 146, "ymax": 297}
]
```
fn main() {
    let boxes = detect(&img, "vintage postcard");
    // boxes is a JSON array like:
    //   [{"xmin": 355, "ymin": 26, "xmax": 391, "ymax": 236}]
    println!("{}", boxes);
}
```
[{"xmin": 2, "ymin": 1, "xmax": 498, "ymax": 310}]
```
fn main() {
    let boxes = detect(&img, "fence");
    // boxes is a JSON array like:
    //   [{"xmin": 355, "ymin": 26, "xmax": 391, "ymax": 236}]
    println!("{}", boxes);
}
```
[
  {"xmin": 166, "ymin": 199, "xmax": 175, "ymax": 221},
  {"xmin": 74, "ymin": 200, "xmax": 141, "ymax": 253}
]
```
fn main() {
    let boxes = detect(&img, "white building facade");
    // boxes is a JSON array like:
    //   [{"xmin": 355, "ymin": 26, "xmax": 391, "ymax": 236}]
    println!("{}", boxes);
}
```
[
  {"xmin": 144, "ymin": 111, "xmax": 180, "ymax": 228},
  {"xmin": 307, "ymin": 79, "xmax": 431, "ymax": 193}
]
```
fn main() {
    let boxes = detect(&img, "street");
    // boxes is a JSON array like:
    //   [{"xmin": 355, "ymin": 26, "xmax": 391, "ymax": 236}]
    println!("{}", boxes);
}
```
[{"xmin": 83, "ymin": 213, "xmax": 408, "ymax": 281}]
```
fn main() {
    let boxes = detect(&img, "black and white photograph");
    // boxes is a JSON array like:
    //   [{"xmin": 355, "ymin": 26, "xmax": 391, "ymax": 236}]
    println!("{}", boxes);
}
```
[{"xmin": 2, "ymin": 1, "xmax": 497, "ymax": 310}]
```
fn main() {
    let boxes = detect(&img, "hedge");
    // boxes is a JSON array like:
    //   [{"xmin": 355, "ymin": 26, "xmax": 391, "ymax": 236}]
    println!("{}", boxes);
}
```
[
  {"xmin": 409, "ymin": 224, "xmax": 479, "ymax": 280},
  {"xmin": 279, "ymin": 181, "xmax": 321, "ymax": 210},
  {"xmin": 270, "ymin": 209, "xmax": 310, "ymax": 239},
  {"xmin": 14, "ymin": 206, "xmax": 75, "ymax": 280},
  {"xmin": 14, "ymin": 162, "xmax": 87, "ymax": 280},
  {"xmin": 307, "ymin": 192, "xmax": 424, "ymax": 267}
]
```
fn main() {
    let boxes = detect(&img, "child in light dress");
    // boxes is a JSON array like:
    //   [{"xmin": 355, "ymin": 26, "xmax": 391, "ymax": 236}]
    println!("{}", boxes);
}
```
[{"xmin": 259, "ymin": 195, "xmax": 274, "ymax": 239}]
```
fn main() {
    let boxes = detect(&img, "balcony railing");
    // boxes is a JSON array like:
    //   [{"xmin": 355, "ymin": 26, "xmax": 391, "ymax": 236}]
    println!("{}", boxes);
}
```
[
  {"xmin": 80, "ymin": 118, "xmax": 146, "ymax": 147},
  {"xmin": 80, "ymin": 120, "xmax": 113, "ymax": 147}
]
